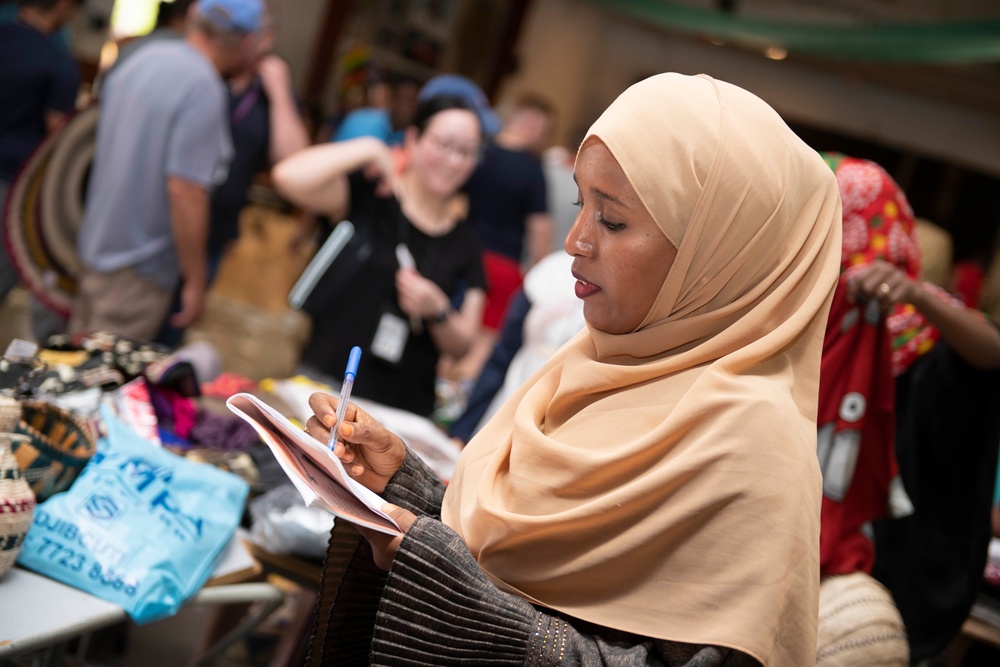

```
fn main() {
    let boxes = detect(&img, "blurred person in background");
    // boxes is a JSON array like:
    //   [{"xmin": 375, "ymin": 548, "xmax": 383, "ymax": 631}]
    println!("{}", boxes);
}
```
[
  {"xmin": 0, "ymin": 0, "xmax": 82, "ymax": 308},
  {"xmin": 296, "ymin": 72, "xmax": 422, "ymax": 257},
  {"xmin": 202, "ymin": 7, "xmax": 309, "ymax": 280},
  {"xmin": 110, "ymin": 0, "xmax": 195, "ymax": 72},
  {"xmin": 70, "ymin": 0, "xmax": 264, "ymax": 341},
  {"xmin": 447, "ymin": 250, "xmax": 584, "ymax": 445},
  {"xmin": 432, "ymin": 83, "xmax": 557, "ymax": 396},
  {"xmin": 156, "ymin": 3, "xmax": 310, "ymax": 347},
  {"xmin": 101, "ymin": 0, "xmax": 304, "ymax": 218},
  {"xmin": 817, "ymin": 153, "xmax": 1000, "ymax": 663},
  {"xmin": 331, "ymin": 72, "xmax": 421, "ymax": 147},
  {"xmin": 273, "ymin": 94, "xmax": 487, "ymax": 418},
  {"xmin": 42, "ymin": 0, "xmax": 194, "ymax": 343}
]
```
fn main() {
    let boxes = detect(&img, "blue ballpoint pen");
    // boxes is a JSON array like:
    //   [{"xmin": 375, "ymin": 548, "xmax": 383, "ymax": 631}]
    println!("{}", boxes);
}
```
[{"xmin": 328, "ymin": 346, "xmax": 362, "ymax": 451}]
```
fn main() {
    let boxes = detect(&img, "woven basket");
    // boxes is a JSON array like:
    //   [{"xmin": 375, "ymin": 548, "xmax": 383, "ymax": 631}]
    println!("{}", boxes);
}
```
[
  {"xmin": 816, "ymin": 572, "xmax": 909, "ymax": 666},
  {"xmin": 1, "ymin": 398, "xmax": 36, "ymax": 579},
  {"xmin": 11, "ymin": 401, "xmax": 97, "ymax": 502}
]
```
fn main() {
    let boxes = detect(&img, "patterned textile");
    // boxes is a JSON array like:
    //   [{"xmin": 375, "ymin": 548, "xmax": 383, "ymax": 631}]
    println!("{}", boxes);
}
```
[
  {"xmin": 11, "ymin": 400, "xmax": 97, "ymax": 502},
  {"xmin": 817, "ymin": 154, "xmax": 909, "ymax": 578},
  {"xmin": 817, "ymin": 285, "xmax": 897, "ymax": 576},
  {"xmin": 816, "ymin": 154, "xmax": 965, "ymax": 578},
  {"xmin": 823, "ymin": 153, "xmax": 964, "ymax": 377}
]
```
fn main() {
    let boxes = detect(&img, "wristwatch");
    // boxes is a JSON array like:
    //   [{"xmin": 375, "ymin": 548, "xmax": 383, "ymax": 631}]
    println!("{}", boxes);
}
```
[{"xmin": 429, "ymin": 307, "xmax": 451, "ymax": 324}]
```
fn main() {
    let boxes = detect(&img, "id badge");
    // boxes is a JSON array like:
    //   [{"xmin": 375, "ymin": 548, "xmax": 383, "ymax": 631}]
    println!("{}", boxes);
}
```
[{"xmin": 371, "ymin": 311, "xmax": 409, "ymax": 364}]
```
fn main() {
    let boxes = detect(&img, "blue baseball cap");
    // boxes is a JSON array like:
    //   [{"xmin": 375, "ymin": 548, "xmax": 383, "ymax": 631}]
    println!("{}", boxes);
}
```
[
  {"xmin": 418, "ymin": 74, "xmax": 502, "ymax": 136},
  {"xmin": 197, "ymin": 0, "xmax": 264, "ymax": 33}
]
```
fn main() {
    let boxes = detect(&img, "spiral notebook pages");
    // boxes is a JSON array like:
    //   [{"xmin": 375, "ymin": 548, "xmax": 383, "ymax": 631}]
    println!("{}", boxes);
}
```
[{"xmin": 226, "ymin": 392, "xmax": 403, "ymax": 536}]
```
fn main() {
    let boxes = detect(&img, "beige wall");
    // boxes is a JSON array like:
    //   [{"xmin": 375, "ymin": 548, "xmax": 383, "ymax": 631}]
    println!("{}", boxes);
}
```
[
  {"xmin": 270, "ymin": 0, "xmax": 327, "ymax": 93},
  {"xmin": 152, "ymin": 0, "xmax": 999, "ymax": 177},
  {"xmin": 500, "ymin": 0, "xmax": 1000, "ymax": 177},
  {"xmin": 492, "ymin": 0, "xmax": 606, "ymax": 148}
]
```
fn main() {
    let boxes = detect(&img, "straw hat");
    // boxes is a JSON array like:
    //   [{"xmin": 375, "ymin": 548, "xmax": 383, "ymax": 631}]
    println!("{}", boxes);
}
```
[{"xmin": 816, "ymin": 572, "xmax": 909, "ymax": 666}]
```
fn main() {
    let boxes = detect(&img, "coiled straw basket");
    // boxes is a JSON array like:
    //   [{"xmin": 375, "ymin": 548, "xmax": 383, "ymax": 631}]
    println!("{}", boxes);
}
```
[{"xmin": 1, "ymin": 397, "xmax": 35, "ymax": 578}]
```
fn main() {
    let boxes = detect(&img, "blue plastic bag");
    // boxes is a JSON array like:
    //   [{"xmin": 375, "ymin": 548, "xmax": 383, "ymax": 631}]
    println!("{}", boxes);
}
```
[{"xmin": 18, "ymin": 406, "xmax": 249, "ymax": 623}]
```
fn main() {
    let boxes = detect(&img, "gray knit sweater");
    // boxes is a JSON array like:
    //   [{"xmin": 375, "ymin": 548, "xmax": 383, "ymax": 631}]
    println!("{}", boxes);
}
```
[{"xmin": 307, "ymin": 451, "xmax": 761, "ymax": 667}]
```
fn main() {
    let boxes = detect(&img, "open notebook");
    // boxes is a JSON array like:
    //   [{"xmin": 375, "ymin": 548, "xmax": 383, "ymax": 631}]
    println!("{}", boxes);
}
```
[{"xmin": 227, "ymin": 392, "xmax": 402, "ymax": 536}]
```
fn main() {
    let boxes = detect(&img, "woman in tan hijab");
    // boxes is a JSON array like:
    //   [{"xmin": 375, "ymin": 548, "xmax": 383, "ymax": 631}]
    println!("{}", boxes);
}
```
[{"xmin": 304, "ymin": 72, "xmax": 842, "ymax": 666}]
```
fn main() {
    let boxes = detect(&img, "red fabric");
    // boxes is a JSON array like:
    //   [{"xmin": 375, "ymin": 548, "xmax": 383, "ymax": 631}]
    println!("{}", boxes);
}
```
[
  {"xmin": 481, "ymin": 250, "xmax": 523, "ymax": 330},
  {"xmin": 951, "ymin": 259, "xmax": 984, "ymax": 308},
  {"xmin": 818, "ymin": 154, "xmax": 909, "ymax": 576},
  {"xmin": 817, "ymin": 155, "xmax": 972, "ymax": 577},
  {"xmin": 201, "ymin": 371, "xmax": 258, "ymax": 399},
  {"xmin": 818, "ymin": 278, "xmax": 898, "ymax": 576},
  {"xmin": 828, "ymin": 153, "xmax": 939, "ymax": 377}
]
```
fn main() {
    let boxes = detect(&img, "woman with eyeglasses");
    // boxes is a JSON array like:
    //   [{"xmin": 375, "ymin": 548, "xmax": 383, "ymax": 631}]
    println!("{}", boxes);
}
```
[{"xmin": 272, "ymin": 94, "xmax": 487, "ymax": 417}]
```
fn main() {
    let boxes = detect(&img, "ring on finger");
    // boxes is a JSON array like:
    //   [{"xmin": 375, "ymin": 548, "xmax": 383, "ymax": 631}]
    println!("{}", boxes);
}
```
[{"xmin": 878, "ymin": 282, "xmax": 891, "ymax": 297}]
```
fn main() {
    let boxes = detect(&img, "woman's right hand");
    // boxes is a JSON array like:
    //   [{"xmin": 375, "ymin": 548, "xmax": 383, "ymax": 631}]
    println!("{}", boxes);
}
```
[{"xmin": 305, "ymin": 392, "xmax": 407, "ymax": 494}]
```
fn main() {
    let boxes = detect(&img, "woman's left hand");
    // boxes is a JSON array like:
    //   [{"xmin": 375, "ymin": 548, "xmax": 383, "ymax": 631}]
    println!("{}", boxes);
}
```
[
  {"xmin": 396, "ymin": 269, "xmax": 449, "ymax": 321},
  {"xmin": 357, "ymin": 503, "xmax": 419, "ymax": 570},
  {"xmin": 846, "ymin": 259, "xmax": 918, "ymax": 310}
]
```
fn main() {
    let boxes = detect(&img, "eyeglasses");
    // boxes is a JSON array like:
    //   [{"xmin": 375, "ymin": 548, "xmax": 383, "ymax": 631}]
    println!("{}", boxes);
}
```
[{"xmin": 424, "ymin": 133, "xmax": 482, "ymax": 163}]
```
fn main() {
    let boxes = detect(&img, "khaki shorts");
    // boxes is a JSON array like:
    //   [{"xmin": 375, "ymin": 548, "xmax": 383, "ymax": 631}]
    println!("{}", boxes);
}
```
[{"xmin": 69, "ymin": 266, "xmax": 174, "ymax": 342}]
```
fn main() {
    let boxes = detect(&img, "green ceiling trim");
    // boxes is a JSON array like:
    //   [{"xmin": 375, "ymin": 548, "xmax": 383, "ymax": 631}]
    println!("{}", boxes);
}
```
[{"xmin": 588, "ymin": 0, "xmax": 1000, "ymax": 63}]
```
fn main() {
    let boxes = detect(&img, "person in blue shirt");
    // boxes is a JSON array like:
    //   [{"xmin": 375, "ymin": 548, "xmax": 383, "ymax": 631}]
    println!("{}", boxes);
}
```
[
  {"xmin": 69, "ymin": 0, "xmax": 263, "ymax": 341},
  {"xmin": 332, "ymin": 73, "xmax": 422, "ymax": 147}
]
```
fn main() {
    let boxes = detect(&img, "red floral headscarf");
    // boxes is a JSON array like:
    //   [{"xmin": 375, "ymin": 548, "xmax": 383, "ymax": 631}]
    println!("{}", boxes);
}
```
[{"xmin": 824, "ymin": 153, "xmax": 962, "ymax": 376}]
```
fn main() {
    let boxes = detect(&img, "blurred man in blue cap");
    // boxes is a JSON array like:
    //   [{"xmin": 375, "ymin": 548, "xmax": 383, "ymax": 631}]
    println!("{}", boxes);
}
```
[{"xmin": 71, "ymin": 0, "xmax": 264, "ymax": 341}]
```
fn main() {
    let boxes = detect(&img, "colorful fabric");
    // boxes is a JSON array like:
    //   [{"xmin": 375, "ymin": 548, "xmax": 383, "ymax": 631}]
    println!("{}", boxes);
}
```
[
  {"xmin": 817, "ymin": 281, "xmax": 898, "ymax": 576},
  {"xmin": 12, "ymin": 400, "xmax": 98, "ymax": 502},
  {"xmin": 823, "ymin": 153, "xmax": 964, "ymax": 377},
  {"xmin": 817, "ymin": 154, "xmax": 908, "ymax": 577},
  {"xmin": 816, "ymin": 154, "xmax": 969, "ymax": 577}
]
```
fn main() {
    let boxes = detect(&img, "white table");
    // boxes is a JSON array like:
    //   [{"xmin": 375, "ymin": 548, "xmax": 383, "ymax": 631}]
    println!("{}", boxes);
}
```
[
  {"xmin": 0, "ymin": 530, "xmax": 285, "ymax": 665},
  {"xmin": 0, "ymin": 567, "xmax": 127, "ymax": 657}
]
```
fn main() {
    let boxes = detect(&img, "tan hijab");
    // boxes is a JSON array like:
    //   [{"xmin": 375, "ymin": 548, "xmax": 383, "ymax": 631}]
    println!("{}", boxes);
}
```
[{"xmin": 441, "ymin": 73, "xmax": 842, "ymax": 666}]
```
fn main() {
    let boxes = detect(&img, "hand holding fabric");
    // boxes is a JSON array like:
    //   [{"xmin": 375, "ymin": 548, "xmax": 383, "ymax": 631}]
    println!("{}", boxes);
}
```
[{"xmin": 846, "ymin": 259, "xmax": 917, "ymax": 310}]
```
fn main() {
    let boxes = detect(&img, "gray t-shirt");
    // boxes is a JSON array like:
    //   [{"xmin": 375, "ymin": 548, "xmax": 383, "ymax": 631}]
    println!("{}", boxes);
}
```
[{"xmin": 79, "ymin": 40, "xmax": 232, "ymax": 289}]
